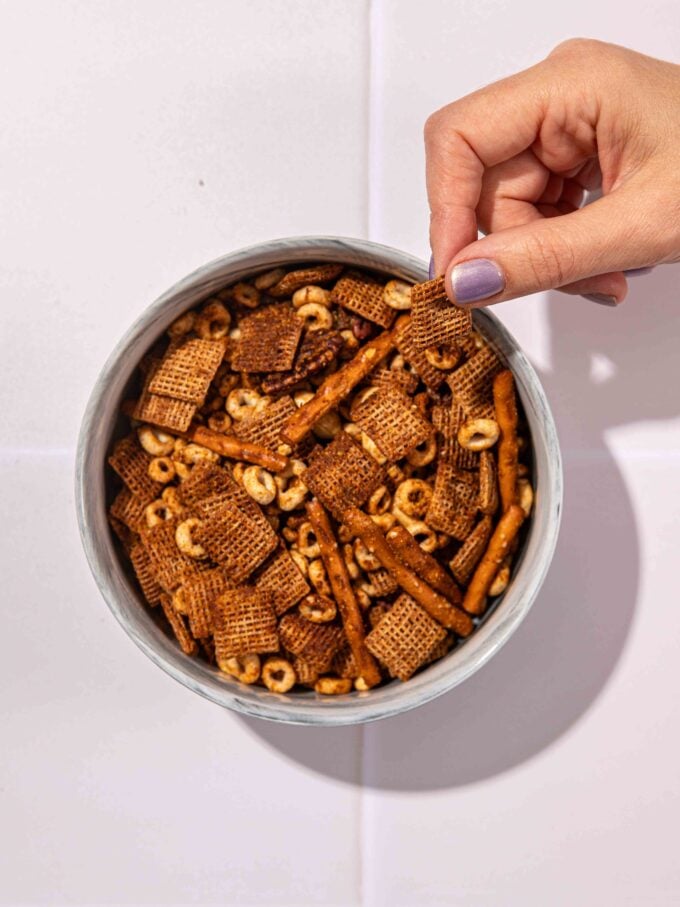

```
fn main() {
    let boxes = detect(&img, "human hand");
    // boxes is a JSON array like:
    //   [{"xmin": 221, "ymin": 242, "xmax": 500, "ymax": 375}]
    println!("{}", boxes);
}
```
[{"xmin": 425, "ymin": 39, "xmax": 680, "ymax": 307}]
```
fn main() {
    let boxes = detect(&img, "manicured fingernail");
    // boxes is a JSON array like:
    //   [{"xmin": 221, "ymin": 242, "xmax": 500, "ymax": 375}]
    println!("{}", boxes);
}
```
[
  {"xmin": 428, "ymin": 255, "xmax": 435, "ymax": 280},
  {"xmin": 624, "ymin": 267, "xmax": 653, "ymax": 277},
  {"xmin": 451, "ymin": 259, "xmax": 505, "ymax": 305},
  {"xmin": 582, "ymin": 293, "xmax": 619, "ymax": 307}
]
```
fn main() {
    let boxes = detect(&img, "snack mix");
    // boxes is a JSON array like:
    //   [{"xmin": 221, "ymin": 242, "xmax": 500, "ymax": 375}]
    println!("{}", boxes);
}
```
[{"xmin": 107, "ymin": 264, "xmax": 533, "ymax": 695}]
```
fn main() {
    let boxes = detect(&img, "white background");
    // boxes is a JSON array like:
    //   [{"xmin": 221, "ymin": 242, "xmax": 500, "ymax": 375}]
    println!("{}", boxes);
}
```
[{"xmin": 2, "ymin": 2, "xmax": 680, "ymax": 905}]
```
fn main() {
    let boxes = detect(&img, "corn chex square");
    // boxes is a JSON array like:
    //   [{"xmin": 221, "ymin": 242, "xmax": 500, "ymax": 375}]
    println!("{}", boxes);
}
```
[
  {"xmin": 446, "ymin": 345, "xmax": 504, "ymax": 420},
  {"xmin": 432, "ymin": 402, "xmax": 479, "ymax": 471},
  {"xmin": 268, "ymin": 263, "xmax": 343, "ymax": 298},
  {"xmin": 351, "ymin": 385, "xmax": 433, "ymax": 462},
  {"xmin": 394, "ymin": 320, "xmax": 449, "ymax": 390},
  {"xmin": 178, "ymin": 568, "xmax": 236, "ymax": 639},
  {"xmin": 252, "ymin": 546, "xmax": 310, "ymax": 616},
  {"xmin": 108, "ymin": 435, "xmax": 163, "ymax": 504},
  {"xmin": 148, "ymin": 337, "xmax": 225, "ymax": 404},
  {"xmin": 278, "ymin": 613, "xmax": 344, "ymax": 673},
  {"xmin": 426, "ymin": 461, "xmax": 479, "ymax": 540},
  {"xmin": 331, "ymin": 271, "xmax": 396, "ymax": 328},
  {"xmin": 410, "ymin": 276, "xmax": 472, "ymax": 350},
  {"xmin": 193, "ymin": 504, "xmax": 277, "ymax": 583},
  {"xmin": 301, "ymin": 431, "xmax": 386, "ymax": 520},
  {"xmin": 213, "ymin": 588, "xmax": 279, "ymax": 658},
  {"xmin": 365, "ymin": 593, "xmax": 446, "ymax": 681},
  {"xmin": 231, "ymin": 305, "xmax": 303, "ymax": 373}
]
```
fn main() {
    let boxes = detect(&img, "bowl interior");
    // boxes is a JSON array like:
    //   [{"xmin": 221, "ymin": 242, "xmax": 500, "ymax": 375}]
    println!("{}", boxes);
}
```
[{"xmin": 76, "ymin": 237, "xmax": 562, "ymax": 725}]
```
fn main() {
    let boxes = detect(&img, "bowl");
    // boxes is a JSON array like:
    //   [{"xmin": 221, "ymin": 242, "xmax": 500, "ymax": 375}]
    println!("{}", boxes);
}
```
[{"xmin": 75, "ymin": 236, "xmax": 562, "ymax": 726}]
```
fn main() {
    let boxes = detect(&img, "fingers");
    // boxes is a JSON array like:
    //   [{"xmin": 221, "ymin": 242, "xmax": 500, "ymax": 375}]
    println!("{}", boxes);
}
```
[
  {"xmin": 444, "ymin": 180, "xmax": 661, "ymax": 308},
  {"xmin": 425, "ymin": 65, "xmax": 548, "ymax": 273}
]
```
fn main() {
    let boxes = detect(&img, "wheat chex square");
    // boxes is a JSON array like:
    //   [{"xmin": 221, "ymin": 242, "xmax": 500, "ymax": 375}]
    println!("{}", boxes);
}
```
[{"xmin": 365, "ymin": 593, "xmax": 446, "ymax": 681}]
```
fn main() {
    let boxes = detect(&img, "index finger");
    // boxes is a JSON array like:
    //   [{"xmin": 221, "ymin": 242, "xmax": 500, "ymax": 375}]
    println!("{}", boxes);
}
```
[{"xmin": 425, "ymin": 64, "xmax": 548, "ymax": 273}]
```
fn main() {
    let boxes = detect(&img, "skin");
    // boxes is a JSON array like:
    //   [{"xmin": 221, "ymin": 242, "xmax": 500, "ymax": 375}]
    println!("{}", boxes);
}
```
[{"xmin": 424, "ymin": 39, "xmax": 680, "ymax": 306}]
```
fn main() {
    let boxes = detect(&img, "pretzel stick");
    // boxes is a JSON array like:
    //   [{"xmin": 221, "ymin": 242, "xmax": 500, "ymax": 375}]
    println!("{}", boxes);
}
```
[
  {"xmin": 306, "ymin": 499, "xmax": 382, "ymax": 689},
  {"xmin": 186, "ymin": 425, "xmax": 289, "ymax": 473},
  {"xmin": 386, "ymin": 524, "xmax": 462, "ymax": 604},
  {"xmin": 493, "ymin": 370, "xmax": 519, "ymax": 512},
  {"xmin": 462, "ymin": 504, "xmax": 525, "ymax": 616},
  {"xmin": 280, "ymin": 315, "xmax": 410, "ymax": 445},
  {"xmin": 343, "ymin": 506, "xmax": 473, "ymax": 637}
]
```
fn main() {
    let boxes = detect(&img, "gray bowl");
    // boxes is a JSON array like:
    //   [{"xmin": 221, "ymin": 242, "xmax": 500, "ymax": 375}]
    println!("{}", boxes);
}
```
[{"xmin": 75, "ymin": 236, "xmax": 562, "ymax": 726}]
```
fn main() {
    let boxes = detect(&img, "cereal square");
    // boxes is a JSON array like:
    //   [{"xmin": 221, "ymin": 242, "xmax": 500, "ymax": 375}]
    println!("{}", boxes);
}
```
[
  {"xmin": 394, "ymin": 320, "xmax": 449, "ymax": 390},
  {"xmin": 109, "ymin": 486, "xmax": 148, "ymax": 533},
  {"xmin": 159, "ymin": 594, "xmax": 199, "ymax": 656},
  {"xmin": 351, "ymin": 385, "xmax": 433, "ymax": 462},
  {"xmin": 432, "ymin": 402, "xmax": 479, "ymax": 471},
  {"xmin": 410, "ymin": 276, "xmax": 472, "ymax": 350},
  {"xmin": 331, "ymin": 271, "xmax": 396, "ymax": 328},
  {"xmin": 252, "ymin": 545, "xmax": 310, "ymax": 616},
  {"xmin": 231, "ymin": 305, "xmax": 303, "ymax": 372},
  {"xmin": 301, "ymin": 431, "xmax": 386, "ymax": 519},
  {"xmin": 426, "ymin": 461, "xmax": 479, "ymax": 540},
  {"xmin": 178, "ymin": 568, "xmax": 236, "ymax": 639},
  {"xmin": 108, "ymin": 435, "xmax": 162, "ymax": 504},
  {"xmin": 148, "ymin": 337, "xmax": 225, "ymax": 404},
  {"xmin": 213, "ymin": 587, "xmax": 279, "ymax": 657},
  {"xmin": 365, "ymin": 593, "xmax": 446, "ymax": 681},
  {"xmin": 234, "ymin": 395, "xmax": 298, "ymax": 452},
  {"xmin": 446, "ymin": 345, "xmax": 504, "ymax": 420},
  {"xmin": 278, "ymin": 613, "xmax": 344, "ymax": 673},
  {"xmin": 129, "ymin": 542, "xmax": 163, "ymax": 606},
  {"xmin": 193, "ymin": 504, "xmax": 277, "ymax": 583}
]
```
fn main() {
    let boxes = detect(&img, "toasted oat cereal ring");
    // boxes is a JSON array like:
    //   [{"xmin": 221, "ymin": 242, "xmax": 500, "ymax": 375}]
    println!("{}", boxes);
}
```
[
  {"xmin": 383, "ymin": 279, "xmax": 412, "ymax": 311},
  {"xmin": 289, "ymin": 549, "xmax": 309, "ymax": 578},
  {"xmin": 196, "ymin": 301, "xmax": 231, "ymax": 340},
  {"xmin": 161, "ymin": 485, "xmax": 184, "ymax": 515},
  {"xmin": 275, "ymin": 475, "xmax": 309, "ymax": 511},
  {"xmin": 261, "ymin": 657, "xmax": 297, "ymax": 693},
  {"xmin": 406, "ymin": 435, "xmax": 437, "ymax": 467},
  {"xmin": 517, "ymin": 478, "xmax": 534, "ymax": 517},
  {"xmin": 404, "ymin": 520, "xmax": 438, "ymax": 554},
  {"xmin": 342, "ymin": 543, "xmax": 360, "ymax": 580},
  {"xmin": 148, "ymin": 456, "xmax": 176, "ymax": 484},
  {"xmin": 173, "ymin": 460, "xmax": 193, "ymax": 481},
  {"xmin": 167, "ymin": 310, "xmax": 196, "ymax": 339},
  {"xmin": 292, "ymin": 286, "xmax": 332, "ymax": 308},
  {"xmin": 295, "ymin": 302, "xmax": 334, "ymax": 332},
  {"xmin": 181, "ymin": 442, "xmax": 220, "ymax": 465},
  {"xmin": 393, "ymin": 479, "xmax": 433, "ymax": 518},
  {"xmin": 138, "ymin": 425, "xmax": 175, "ymax": 457},
  {"xmin": 424, "ymin": 345, "xmax": 460, "ymax": 370},
  {"xmin": 226, "ymin": 388, "xmax": 262, "ymax": 421},
  {"xmin": 175, "ymin": 517, "xmax": 207, "ymax": 559},
  {"xmin": 361, "ymin": 432, "xmax": 387, "ymax": 465},
  {"xmin": 254, "ymin": 267, "xmax": 286, "ymax": 290},
  {"xmin": 242, "ymin": 465, "xmax": 277, "ymax": 506},
  {"xmin": 308, "ymin": 559, "xmax": 332, "ymax": 596},
  {"xmin": 299, "ymin": 593, "xmax": 337, "ymax": 623},
  {"xmin": 144, "ymin": 499, "xmax": 175, "ymax": 528},
  {"xmin": 315, "ymin": 676, "xmax": 352, "ymax": 695},
  {"xmin": 207, "ymin": 411, "xmax": 233, "ymax": 433},
  {"xmin": 218, "ymin": 653, "xmax": 261, "ymax": 684},
  {"xmin": 232, "ymin": 282, "xmax": 261, "ymax": 308},
  {"xmin": 458, "ymin": 418, "xmax": 500, "ymax": 452},
  {"xmin": 353, "ymin": 538, "xmax": 381, "ymax": 572},
  {"xmin": 297, "ymin": 522, "xmax": 320, "ymax": 559},
  {"xmin": 370, "ymin": 512, "xmax": 397, "ymax": 533},
  {"xmin": 312, "ymin": 409, "xmax": 341, "ymax": 440},
  {"xmin": 217, "ymin": 372, "xmax": 239, "ymax": 397},
  {"xmin": 367, "ymin": 485, "xmax": 391, "ymax": 515}
]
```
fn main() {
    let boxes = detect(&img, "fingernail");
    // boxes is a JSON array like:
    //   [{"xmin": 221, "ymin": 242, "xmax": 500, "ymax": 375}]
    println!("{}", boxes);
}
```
[
  {"xmin": 624, "ymin": 267, "xmax": 653, "ymax": 277},
  {"xmin": 428, "ymin": 255, "xmax": 435, "ymax": 280},
  {"xmin": 451, "ymin": 259, "xmax": 505, "ymax": 305},
  {"xmin": 582, "ymin": 293, "xmax": 619, "ymax": 307}
]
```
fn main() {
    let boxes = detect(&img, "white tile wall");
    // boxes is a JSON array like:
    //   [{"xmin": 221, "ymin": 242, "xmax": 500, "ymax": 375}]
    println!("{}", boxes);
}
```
[{"xmin": 1, "ymin": 1, "xmax": 679, "ymax": 904}]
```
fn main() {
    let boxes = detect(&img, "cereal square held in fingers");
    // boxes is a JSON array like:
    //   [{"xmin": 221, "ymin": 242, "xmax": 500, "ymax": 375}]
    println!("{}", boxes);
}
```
[
  {"xmin": 148, "ymin": 337, "xmax": 225, "ymax": 404},
  {"xmin": 352, "ymin": 385, "xmax": 433, "ymax": 463},
  {"xmin": 268, "ymin": 263, "xmax": 343, "ymax": 298},
  {"xmin": 447, "ymin": 345, "xmax": 504, "ymax": 420},
  {"xmin": 411, "ymin": 276, "xmax": 473, "ymax": 351},
  {"xmin": 252, "ymin": 545, "xmax": 310, "ymax": 616},
  {"xmin": 365, "ymin": 593, "xmax": 446, "ymax": 681},
  {"xmin": 278, "ymin": 613, "xmax": 344, "ymax": 673},
  {"xmin": 193, "ymin": 503, "xmax": 277, "ymax": 583},
  {"xmin": 331, "ymin": 271, "xmax": 397, "ymax": 329},
  {"xmin": 231, "ymin": 305, "xmax": 303, "ymax": 373},
  {"xmin": 212, "ymin": 588, "xmax": 279, "ymax": 658},
  {"xmin": 426, "ymin": 460, "xmax": 480, "ymax": 540},
  {"xmin": 301, "ymin": 431, "xmax": 386, "ymax": 520},
  {"xmin": 108, "ymin": 435, "xmax": 163, "ymax": 504}
]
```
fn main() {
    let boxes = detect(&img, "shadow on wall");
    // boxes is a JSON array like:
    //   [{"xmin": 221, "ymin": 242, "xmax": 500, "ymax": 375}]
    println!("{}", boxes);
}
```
[{"xmin": 240, "ymin": 266, "xmax": 680, "ymax": 790}]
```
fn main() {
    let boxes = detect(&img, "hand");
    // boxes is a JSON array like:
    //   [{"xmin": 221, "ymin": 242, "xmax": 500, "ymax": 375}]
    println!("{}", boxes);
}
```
[{"xmin": 425, "ymin": 39, "xmax": 680, "ymax": 307}]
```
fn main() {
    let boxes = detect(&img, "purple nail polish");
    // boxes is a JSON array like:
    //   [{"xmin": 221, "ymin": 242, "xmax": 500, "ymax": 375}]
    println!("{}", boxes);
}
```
[
  {"xmin": 582, "ymin": 293, "xmax": 619, "ymax": 307},
  {"xmin": 451, "ymin": 259, "xmax": 505, "ymax": 305},
  {"xmin": 428, "ymin": 255, "xmax": 435, "ymax": 280},
  {"xmin": 624, "ymin": 267, "xmax": 654, "ymax": 277}
]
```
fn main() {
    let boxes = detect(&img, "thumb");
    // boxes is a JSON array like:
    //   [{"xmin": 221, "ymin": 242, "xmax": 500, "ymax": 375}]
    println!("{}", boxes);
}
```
[{"xmin": 444, "ymin": 186, "xmax": 656, "ymax": 308}]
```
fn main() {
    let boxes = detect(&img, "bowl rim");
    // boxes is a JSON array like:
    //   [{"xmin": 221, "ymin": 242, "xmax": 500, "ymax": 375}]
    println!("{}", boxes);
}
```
[{"xmin": 75, "ymin": 235, "xmax": 562, "ymax": 726}]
